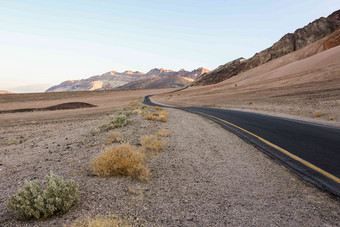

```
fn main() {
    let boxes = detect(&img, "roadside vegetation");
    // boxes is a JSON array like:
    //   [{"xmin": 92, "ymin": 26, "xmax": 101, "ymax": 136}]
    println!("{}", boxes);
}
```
[
  {"xmin": 105, "ymin": 131, "xmax": 124, "ymax": 144},
  {"xmin": 7, "ymin": 172, "xmax": 79, "ymax": 220},
  {"xmin": 6, "ymin": 98, "xmax": 172, "ymax": 224},
  {"xmin": 69, "ymin": 214, "xmax": 143, "ymax": 227},
  {"xmin": 90, "ymin": 143, "xmax": 150, "ymax": 182},
  {"xmin": 314, "ymin": 110, "xmax": 323, "ymax": 117},
  {"xmin": 140, "ymin": 135, "xmax": 165, "ymax": 153},
  {"xmin": 157, "ymin": 129, "xmax": 172, "ymax": 137}
]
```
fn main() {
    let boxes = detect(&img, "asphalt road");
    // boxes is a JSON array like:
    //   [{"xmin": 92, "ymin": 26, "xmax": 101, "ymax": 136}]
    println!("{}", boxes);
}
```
[{"xmin": 144, "ymin": 95, "xmax": 340, "ymax": 197}]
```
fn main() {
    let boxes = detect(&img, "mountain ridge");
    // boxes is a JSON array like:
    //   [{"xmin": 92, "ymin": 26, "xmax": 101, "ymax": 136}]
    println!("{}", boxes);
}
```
[
  {"xmin": 192, "ymin": 9, "xmax": 340, "ymax": 86},
  {"xmin": 46, "ymin": 67, "xmax": 209, "ymax": 92}
]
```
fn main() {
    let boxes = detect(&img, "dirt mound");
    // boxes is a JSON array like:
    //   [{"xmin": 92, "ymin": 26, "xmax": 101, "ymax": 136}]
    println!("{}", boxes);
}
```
[{"xmin": 0, "ymin": 102, "xmax": 97, "ymax": 114}]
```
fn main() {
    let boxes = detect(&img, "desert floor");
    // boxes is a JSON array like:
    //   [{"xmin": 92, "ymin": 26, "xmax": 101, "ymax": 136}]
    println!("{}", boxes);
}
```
[
  {"xmin": 153, "ymin": 46, "xmax": 340, "ymax": 127},
  {"xmin": 0, "ymin": 89, "xmax": 339, "ymax": 226}
]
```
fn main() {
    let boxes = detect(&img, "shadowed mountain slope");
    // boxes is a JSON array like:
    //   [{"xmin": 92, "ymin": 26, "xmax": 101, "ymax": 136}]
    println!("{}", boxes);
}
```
[{"xmin": 192, "ymin": 10, "xmax": 340, "ymax": 86}]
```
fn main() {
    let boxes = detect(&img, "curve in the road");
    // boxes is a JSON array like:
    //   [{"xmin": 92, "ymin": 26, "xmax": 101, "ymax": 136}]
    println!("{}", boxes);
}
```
[{"xmin": 144, "ymin": 95, "xmax": 340, "ymax": 198}]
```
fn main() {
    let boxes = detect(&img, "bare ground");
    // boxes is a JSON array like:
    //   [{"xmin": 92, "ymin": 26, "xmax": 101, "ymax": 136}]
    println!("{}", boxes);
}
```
[
  {"xmin": 1, "ymin": 104, "xmax": 339, "ymax": 226},
  {"xmin": 153, "ymin": 46, "xmax": 340, "ymax": 127}
]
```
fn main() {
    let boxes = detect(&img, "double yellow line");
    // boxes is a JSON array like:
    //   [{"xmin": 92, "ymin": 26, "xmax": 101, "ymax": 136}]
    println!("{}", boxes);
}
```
[{"xmin": 191, "ymin": 109, "xmax": 340, "ymax": 184}]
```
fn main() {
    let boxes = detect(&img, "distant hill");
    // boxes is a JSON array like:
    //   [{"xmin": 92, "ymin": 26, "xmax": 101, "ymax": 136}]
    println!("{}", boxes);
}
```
[
  {"xmin": 117, "ymin": 74, "xmax": 194, "ymax": 90},
  {"xmin": 46, "ymin": 67, "xmax": 209, "ymax": 92},
  {"xmin": 8, "ymin": 84, "xmax": 54, "ymax": 93},
  {"xmin": 0, "ymin": 90, "xmax": 14, "ymax": 94},
  {"xmin": 192, "ymin": 9, "xmax": 340, "ymax": 86}
]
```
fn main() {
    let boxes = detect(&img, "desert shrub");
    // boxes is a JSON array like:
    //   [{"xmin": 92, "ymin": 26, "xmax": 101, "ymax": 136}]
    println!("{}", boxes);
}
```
[
  {"xmin": 8, "ymin": 138, "xmax": 18, "ymax": 145},
  {"xmin": 328, "ymin": 116, "xmax": 334, "ymax": 121},
  {"xmin": 314, "ymin": 110, "xmax": 323, "ymax": 117},
  {"xmin": 106, "ymin": 131, "xmax": 124, "ymax": 143},
  {"xmin": 157, "ymin": 129, "xmax": 172, "ymax": 137},
  {"xmin": 91, "ymin": 128, "xmax": 101, "ymax": 136},
  {"xmin": 140, "ymin": 135, "xmax": 164, "ymax": 153},
  {"xmin": 90, "ymin": 143, "xmax": 149, "ymax": 181},
  {"xmin": 133, "ymin": 109, "xmax": 142, "ymax": 115},
  {"xmin": 159, "ymin": 115, "xmax": 167, "ymax": 122},
  {"xmin": 7, "ymin": 172, "xmax": 79, "ymax": 220},
  {"xmin": 153, "ymin": 106, "xmax": 163, "ymax": 111},
  {"xmin": 69, "ymin": 214, "xmax": 142, "ymax": 227},
  {"xmin": 145, "ymin": 110, "xmax": 168, "ymax": 122},
  {"xmin": 71, "ymin": 215, "xmax": 133, "ymax": 227},
  {"xmin": 130, "ymin": 102, "xmax": 137, "ymax": 107},
  {"xmin": 124, "ymin": 110, "xmax": 136, "ymax": 117},
  {"xmin": 99, "ymin": 115, "xmax": 127, "ymax": 131}
]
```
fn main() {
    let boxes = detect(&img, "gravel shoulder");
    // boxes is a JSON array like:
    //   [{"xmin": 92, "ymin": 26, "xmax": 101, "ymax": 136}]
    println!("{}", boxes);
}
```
[{"xmin": 0, "ymin": 106, "xmax": 339, "ymax": 226}]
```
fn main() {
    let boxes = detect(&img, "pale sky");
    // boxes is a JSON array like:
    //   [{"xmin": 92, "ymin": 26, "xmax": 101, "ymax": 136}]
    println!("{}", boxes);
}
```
[{"xmin": 0, "ymin": 0, "xmax": 339, "ymax": 91}]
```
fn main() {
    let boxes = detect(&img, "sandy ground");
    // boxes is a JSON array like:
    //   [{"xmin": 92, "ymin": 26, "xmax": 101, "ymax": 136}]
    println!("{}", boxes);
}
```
[
  {"xmin": 1, "ymin": 102, "xmax": 339, "ymax": 226},
  {"xmin": 153, "ymin": 46, "xmax": 340, "ymax": 127},
  {"xmin": 0, "ymin": 89, "xmax": 172, "ymax": 123}
]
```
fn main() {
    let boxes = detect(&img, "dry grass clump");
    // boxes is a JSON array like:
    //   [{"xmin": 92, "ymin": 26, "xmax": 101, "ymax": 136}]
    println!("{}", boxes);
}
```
[
  {"xmin": 314, "ymin": 110, "xmax": 323, "ymax": 117},
  {"xmin": 145, "ymin": 110, "xmax": 168, "ymax": 122},
  {"xmin": 153, "ymin": 106, "xmax": 163, "ymax": 111},
  {"xmin": 157, "ymin": 129, "xmax": 172, "ymax": 137},
  {"xmin": 130, "ymin": 102, "xmax": 138, "ymax": 107},
  {"xmin": 90, "ymin": 143, "xmax": 149, "ymax": 182},
  {"xmin": 69, "ymin": 214, "xmax": 133, "ymax": 227},
  {"xmin": 328, "ymin": 116, "xmax": 334, "ymax": 121},
  {"xmin": 140, "ymin": 135, "xmax": 165, "ymax": 153},
  {"xmin": 106, "ymin": 131, "xmax": 124, "ymax": 144}
]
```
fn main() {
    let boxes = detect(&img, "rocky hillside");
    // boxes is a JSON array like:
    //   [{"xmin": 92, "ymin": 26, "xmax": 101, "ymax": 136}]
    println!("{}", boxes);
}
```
[
  {"xmin": 193, "ymin": 9, "xmax": 340, "ymax": 86},
  {"xmin": 46, "ymin": 67, "xmax": 209, "ymax": 92},
  {"xmin": 117, "ymin": 75, "xmax": 194, "ymax": 90}
]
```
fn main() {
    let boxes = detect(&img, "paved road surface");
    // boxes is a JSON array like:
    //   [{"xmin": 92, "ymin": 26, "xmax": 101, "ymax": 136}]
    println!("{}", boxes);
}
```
[{"xmin": 144, "ymin": 95, "xmax": 340, "ymax": 197}]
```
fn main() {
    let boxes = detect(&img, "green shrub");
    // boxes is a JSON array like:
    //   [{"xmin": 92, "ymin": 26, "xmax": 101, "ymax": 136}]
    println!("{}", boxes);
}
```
[
  {"xmin": 99, "ymin": 114, "xmax": 127, "ymax": 131},
  {"xmin": 7, "ymin": 172, "xmax": 79, "ymax": 220},
  {"xmin": 8, "ymin": 138, "xmax": 18, "ymax": 145}
]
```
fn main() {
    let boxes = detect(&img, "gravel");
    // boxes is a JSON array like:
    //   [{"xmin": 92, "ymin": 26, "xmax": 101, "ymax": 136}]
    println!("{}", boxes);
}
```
[{"xmin": 0, "ymin": 107, "xmax": 339, "ymax": 226}]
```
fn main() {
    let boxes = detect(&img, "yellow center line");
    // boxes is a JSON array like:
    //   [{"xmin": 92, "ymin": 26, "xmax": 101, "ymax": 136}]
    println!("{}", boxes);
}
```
[{"xmin": 191, "ymin": 109, "xmax": 340, "ymax": 184}]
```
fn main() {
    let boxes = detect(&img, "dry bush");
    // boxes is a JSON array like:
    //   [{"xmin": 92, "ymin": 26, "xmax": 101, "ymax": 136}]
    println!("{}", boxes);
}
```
[
  {"xmin": 145, "ymin": 114, "xmax": 153, "ymax": 120},
  {"xmin": 8, "ymin": 138, "xmax": 18, "ymax": 146},
  {"xmin": 69, "ymin": 214, "xmax": 133, "ymax": 227},
  {"xmin": 157, "ymin": 129, "xmax": 172, "ymax": 137},
  {"xmin": 90, "ymin": 143, "xmax": 149, "ymax": 182},
  {"xmin": 159, "ymin": 115, "xmax": 167, "ymax": 122},
  {"xmin": 145, "ymin": 110, "xmax": 168, "ymax": 122},
  {"xmin": 130, "ymin": 102, "xmax": 137, "ymax": 107},
  {"xmin": 157, "ymin": 110, "xmax": 168, "ymax": 117},
  {"xmin": 106, "ymin": 131, "xmax": 123, "ymax": 143},
  {"xmin": 133, "ymin": 109, "xmax": 142, "ymax": 115},
  {"xmin": 328, "ymin": 116, "xmax": 334, "ymax": 121},
  {"xmin": 153, "ymin": 106, "xmax": 163, "ymax": 111},
  {"xmin": 140, "ymin": 135, "xmax": 164, "ymax": 153},
  {"xmin": 314, "ymin": 110, "xmax": 323, "ymax": 117}
]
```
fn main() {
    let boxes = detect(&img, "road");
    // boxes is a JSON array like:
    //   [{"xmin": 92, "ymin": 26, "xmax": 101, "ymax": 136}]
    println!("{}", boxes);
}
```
[{"xmin": 144, "ymin": 95, "xmax": 340, "ymax": 197}]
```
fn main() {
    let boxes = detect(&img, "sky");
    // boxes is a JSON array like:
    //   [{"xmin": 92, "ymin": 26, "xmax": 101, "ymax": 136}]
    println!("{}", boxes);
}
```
[{"xmin": 0, "ymin": 0, "xmax": 339, "ymax": 91}]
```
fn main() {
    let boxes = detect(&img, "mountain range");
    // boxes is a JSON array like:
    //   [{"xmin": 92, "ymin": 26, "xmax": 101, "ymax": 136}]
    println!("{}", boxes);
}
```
[
  {"xmin": 0, "ymin": 90, "xmax": 14, "ymax": 94},
  {"xmin": 46, "ymin": 67, "xmax": 209, "ymax": 92},
  {"xmin": 192, "ymin": 9, "xmax": 340, "ymax": 86},
  {"xmin": 45, "ymin": 9, "xmax": 340, "ymax": 93}
]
